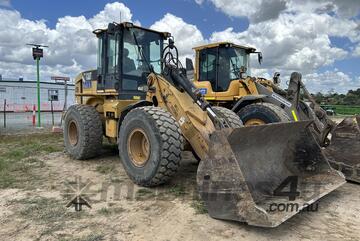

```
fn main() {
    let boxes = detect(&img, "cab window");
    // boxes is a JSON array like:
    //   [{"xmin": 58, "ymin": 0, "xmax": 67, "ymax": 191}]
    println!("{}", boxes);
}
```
[
  {"xmin": 107, "ymin": 35, "xmax": 119, "ymax": 74},
  {"xmin": 199, "ymin": 48, "xmax": 217, "ymax": 91}
]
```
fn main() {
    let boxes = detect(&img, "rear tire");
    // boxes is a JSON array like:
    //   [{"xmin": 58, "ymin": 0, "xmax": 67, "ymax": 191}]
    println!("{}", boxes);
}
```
[
  {"xmin": 118, "ymin": 106, "xmax": 183, "ymax": 187},
  {"xmin": 191, "ymin": 107, "xmax": 243, "ymax": 162},
  {"xmin": 237, "ymin": 103, "xmax": 290, "ymax": 126},
  {"xmin": 64, "ymin": 105, "xmax": 103, "ymax": 160}
]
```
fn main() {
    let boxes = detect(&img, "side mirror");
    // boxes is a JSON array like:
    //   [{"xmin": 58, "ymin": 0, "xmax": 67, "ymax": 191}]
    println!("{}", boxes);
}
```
[
  {"xmin": 258, "ymin": 52, "xmax": 263, "ymax": 65},
  {"xmin": 168, "ymin": 37, "xmax": 175, "ymax": 49},
  {"xmin": 273, "ymin": 72, "xmax": 281, "ymax": 85},
  {"xmin": 186, "ymin": 58, "xmax": 194, "ymax": 71}
]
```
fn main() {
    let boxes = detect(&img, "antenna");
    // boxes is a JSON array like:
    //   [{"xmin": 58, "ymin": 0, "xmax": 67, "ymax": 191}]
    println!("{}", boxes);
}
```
[
  {"xmin": 26, "ymin": 43, "xmax": 49, "ymax": 48},
  {"xmin": 120, "ymin": 11, "xmax": 122, "ymax": 23}
]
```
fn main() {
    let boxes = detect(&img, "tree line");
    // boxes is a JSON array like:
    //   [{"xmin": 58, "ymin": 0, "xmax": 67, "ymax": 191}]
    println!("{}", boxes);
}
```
[{"xmin": 312, "ymin": 88, "xmax": 360, "ymax": 105}]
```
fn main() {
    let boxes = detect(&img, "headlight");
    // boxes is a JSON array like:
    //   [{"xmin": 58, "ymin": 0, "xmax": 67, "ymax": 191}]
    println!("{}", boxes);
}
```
[
  {"xmin": 138, "ymin": 85, "xmax": 149, "ymax": 92},
  {"xmin": 82, "ymin": 72, "xmax": 92, "ymax": 81}
]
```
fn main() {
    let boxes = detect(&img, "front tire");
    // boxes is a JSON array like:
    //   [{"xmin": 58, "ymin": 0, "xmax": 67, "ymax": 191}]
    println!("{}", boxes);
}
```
[
  {"xmin": 191, "ymin": 106, "xmax": 243, "ymax": 162},
  {"xmin": 237, "ymin": 103, "xmax": 290, "ymax": 126},
  {"xmin": 63, "ymin": 105, "xmax": 103, "ymax": 160},
  {"xmin": 118, "ymin": 106, "xmax": 183, "ymax": 187}
]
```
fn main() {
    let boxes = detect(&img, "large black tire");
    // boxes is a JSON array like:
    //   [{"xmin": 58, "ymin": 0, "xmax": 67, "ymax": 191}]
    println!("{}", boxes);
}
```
[
  {"xmin": 64, "ymin": 105, "xmax": 103, "ymax": 160},
  {"xmin": 212, "ymin": 106, "xmax": 243, "ymax": 128},
  {"xmin": 237, "ymin": 103, "xmax": 290, "ymax": 125},
  {"xmin": 118, "ymin": 106, "xmax": 183, "ymax": 187}
]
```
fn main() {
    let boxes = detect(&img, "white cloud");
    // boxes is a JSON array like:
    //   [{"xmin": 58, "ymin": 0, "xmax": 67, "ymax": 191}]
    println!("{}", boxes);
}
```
[
  {"xmin": 200, "ymin": 0, "xmax": 360, "ymax": 22},
  {"xmin": 203, "ymin": 0, "xmax": 287, "ymax": 23},
  {"xmin": 89, "ymin": 2, "xmax": 133, "ymax": 29},
  {"xmin": 354, "ymin": 45, "xmax": 360, "ymax": 57},
  {"xmin": 303, "ymin": 70, "xmax": 360, "ymax": 94},
  {"xmin": 210, "ymin": 12, "xmax": 349, "ymax": 72},
  {"xmin": 0, "ymin": 1, "xmax": 359, "ymax": 94},
  {"xmin": 289, "ymin": 0, "xmax": 360, "ymax": 18},
  {"xmin": 202, "ymin": 0, "xmax": 360, "ymax": 92},
  {"xmin": 0, "ymin": 2, "xmax": 135, "ymax": 81},
  {"xmin": 151, "ymin": 13, "xmax": 206, "ymax": 62}
]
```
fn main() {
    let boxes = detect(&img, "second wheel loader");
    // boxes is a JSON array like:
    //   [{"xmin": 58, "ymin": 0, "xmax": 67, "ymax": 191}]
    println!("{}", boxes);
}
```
[
  {"xmin": 64, "ymin": 23, "xmax": 345, "ymax": 227},
  {"xmin": 189, "ymin": 42, "xmax": 360, "ymax": 183}
]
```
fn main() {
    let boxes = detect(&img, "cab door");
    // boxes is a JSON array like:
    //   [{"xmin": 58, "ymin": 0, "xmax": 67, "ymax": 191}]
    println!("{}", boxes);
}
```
[
  {"xmin": 103, "ymin": 33, "xmax": 120, "ymax": 91},
  {"xmin": 96, "ymin": 34, "xmax": 105, "ymax": 91},
  {"xmin": 197, "ymin": 47, "xmax": 218, "ymax": 99}
]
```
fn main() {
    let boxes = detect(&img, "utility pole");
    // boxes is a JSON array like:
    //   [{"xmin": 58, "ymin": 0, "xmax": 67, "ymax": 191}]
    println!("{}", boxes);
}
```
[
  {"xmin": 36, "ymin": 55, "xmax": 41, "ymax": 127},
  {"xmin": 27, "ymin": 43, "xmax": 48, "ymax": 127},
  {"xmin": 3, "ymin": 99, "xmax": 6, "ymax": 128}
]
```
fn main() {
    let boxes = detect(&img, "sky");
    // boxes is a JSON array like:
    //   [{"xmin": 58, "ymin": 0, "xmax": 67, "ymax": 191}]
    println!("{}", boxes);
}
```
[{"xmin": 0, "ymin": 0, "xmax": 359, "ymax": 93}]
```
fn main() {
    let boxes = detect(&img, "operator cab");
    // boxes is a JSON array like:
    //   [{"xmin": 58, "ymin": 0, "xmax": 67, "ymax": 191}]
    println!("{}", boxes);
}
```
[
  {"xmin": 93, "ymin": 22, "xmax": 170, "ymax": 100},
  {"xmin": 191, "ymin": 42, "xmax": 262, "ymax": 92}
]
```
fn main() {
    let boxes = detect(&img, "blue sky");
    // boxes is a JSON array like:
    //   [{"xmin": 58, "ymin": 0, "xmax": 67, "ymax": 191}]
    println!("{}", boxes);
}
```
[{"xmin": 1, "ymin": 0, "xmax": 360, "ymax": 93}]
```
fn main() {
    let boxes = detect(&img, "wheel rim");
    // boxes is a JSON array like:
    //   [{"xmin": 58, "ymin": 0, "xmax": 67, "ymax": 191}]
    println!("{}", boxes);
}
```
[
  {"xmin": 68, "ymin": 120, "xmax": 79, "ymax": 146},
  {"xmin": 245, "ymin": 118, "xmax": 266, "ymax": 126},
  {"xmin": 127, "ymin": 128, "xmax": 150, "ymax": 167}
]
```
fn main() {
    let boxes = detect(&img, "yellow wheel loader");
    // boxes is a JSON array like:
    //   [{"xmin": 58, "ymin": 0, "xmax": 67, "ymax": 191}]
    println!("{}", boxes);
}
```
[
  {"xmin": 189, "ymin": 42, "xmax": 360, "ymax": 183},
  {"xmin": 63, "ymin": 23, "xmax": 345, "ymax": 227}
]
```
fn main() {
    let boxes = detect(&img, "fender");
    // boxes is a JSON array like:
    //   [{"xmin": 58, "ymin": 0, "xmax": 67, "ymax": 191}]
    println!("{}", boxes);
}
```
[
  {"xmin": 117, "ymin": 100, "xmax": 153, "ymax": 137},
  {"xmin": 231, "ymin": 95, "xmax": 267, "ymax": 113}
]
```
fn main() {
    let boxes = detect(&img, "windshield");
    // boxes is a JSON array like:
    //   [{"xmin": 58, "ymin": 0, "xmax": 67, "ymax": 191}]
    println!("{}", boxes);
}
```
[
  {"xmin": 219, "ymin": 47, "xmax": 250, "ymax": 81},
  {"xmin": 123, "ymin": 29, "xmax": 163, "ymax": 74},
  {"xmin": 122, "ymin": 27, "xmax": 163, "ymax": 90}
]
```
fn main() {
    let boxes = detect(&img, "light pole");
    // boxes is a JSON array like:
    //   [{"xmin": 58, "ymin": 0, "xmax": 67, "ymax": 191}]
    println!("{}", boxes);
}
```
[{"xmin": 27, "ymin": 43, "xmax": 48, "ymax": 127}]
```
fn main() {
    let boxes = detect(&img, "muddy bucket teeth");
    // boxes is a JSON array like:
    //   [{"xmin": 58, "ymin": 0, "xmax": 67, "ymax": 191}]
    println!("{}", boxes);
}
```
[
  {"xmin": 197, "ymin": 121, "xmax": 345, "ymax": 227},
  {"xmin": 324, "ymin": 115, "xmax": 360, "ymax": 183}
]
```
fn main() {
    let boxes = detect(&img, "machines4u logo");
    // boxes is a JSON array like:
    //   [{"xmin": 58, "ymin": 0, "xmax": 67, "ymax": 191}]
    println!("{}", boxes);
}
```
[
  {"xmin": 63, "ymin": 176, "xmax": 95, "ymax": 211},
  {"xmin": 268, "ymin": 176, "xmax": 319, "ymax": 213}
]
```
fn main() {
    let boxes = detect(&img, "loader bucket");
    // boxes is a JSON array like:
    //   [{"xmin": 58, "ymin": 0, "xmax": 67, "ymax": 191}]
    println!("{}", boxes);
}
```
[
  {"xmin": 324, "ymin": 116, "xmax": 360, "ymax": 183},
  {"xmin": 197, "ymin": 121, "xmax": 345, "ymax": 227}
]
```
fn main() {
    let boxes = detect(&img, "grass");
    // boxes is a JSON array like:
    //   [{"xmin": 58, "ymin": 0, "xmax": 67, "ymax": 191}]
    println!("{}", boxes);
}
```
[
  {"xmin": 0, "ymin": 133, "xmax": 63, "ymax": 189},
  {"xmin": 110, "ymin": 177, "xmax": 123, "ymax": 183},
  {"xmin": 97, "ymin": 207, "xmax": 111, "ymax": 215},
  {"xmin": 14, "ymin": 196, "xmax": 91, "ymax": 240},
  {"xmin": 135, "ymin": 188, "xmax": 156, "ymax": 200},
  {"xmin": 18, "ymin": 197, "xmax": 67, "ymax": 222},
  {"xmin": 95, "ymin": 164, "xmax": 116, "ymax": 174},
  {"xmin": 136, "ymin": 188, "xmax": 154, "ymax": 196},
  {"xmin": 191, "ymin": 200, "xmax": 207, "ymax": 214},
  {"xmin": 97, "ymin": 207, "xmax": 125, "ymax": 216},
  {"xmin": 59, "ymin": 233, "xmax": 105, "ymax": 241},
  {"xmin": 168, "ymin": 184, "xmax": 187, "ymax": 197},
  {"xmin": 321, "ymin": 105, "xmax": 360, "ymax": 115},
  {"xmin": 16, "ymin": 196, "xmax": 88, "ymax": 222},
  {"xmin": 76, "ymin": 234, "xmax": 105, "ymax": 241}
]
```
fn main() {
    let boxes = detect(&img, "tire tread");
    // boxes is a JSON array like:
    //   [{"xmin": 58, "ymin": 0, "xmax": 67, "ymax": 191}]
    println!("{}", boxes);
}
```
[{"xmin": 122, "ymin": 106, "xmax": 183, "ymax": 186}]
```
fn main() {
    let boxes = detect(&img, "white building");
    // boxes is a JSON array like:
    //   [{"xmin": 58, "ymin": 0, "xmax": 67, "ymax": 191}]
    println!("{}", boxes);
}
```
[{"xmin": 0, "ymin": 78, "xmax": 75, "ymax": 112}]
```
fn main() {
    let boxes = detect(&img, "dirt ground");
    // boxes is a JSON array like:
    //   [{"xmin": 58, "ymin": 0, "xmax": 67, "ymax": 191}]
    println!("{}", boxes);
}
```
[{"xmin": 0, "ymin": 133, "xmax": 359, "ymax": 241}]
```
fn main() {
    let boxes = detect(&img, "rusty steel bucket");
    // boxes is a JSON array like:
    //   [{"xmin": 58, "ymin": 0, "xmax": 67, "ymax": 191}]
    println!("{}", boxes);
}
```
[
  {"xmin": 324, "ymin": 115, "xmax": 360, "ymax": 183},
  {"xmin": 197, "ymin": 121, "xmax": 345, "ymax": 227}
]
